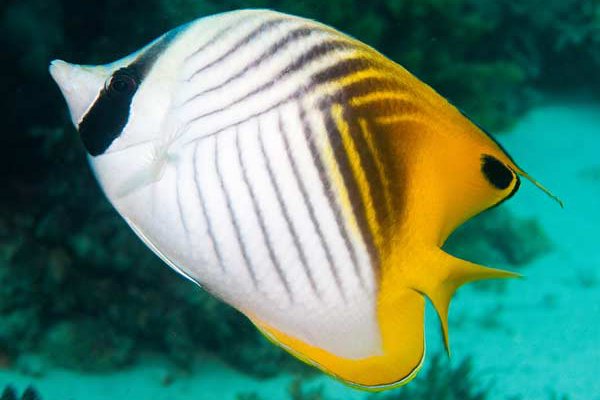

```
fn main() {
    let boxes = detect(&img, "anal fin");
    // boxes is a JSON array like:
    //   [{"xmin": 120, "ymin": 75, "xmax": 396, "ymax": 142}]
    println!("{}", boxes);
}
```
[
  {"xmin": 411, "ymin": 251, "xmax": 520, "ymax": 355},
  {"xmin": 247, "ymin": 288, "xmax": 427, "ymax": 391}
]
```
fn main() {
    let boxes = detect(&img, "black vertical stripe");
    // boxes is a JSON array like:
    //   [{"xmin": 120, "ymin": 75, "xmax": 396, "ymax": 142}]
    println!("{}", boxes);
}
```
[
  {"xmin": 258, "ymin": 119, "xmax": 321, "ymax": 300},
  {"xmin": 357, "ymin": 116, "xmax": 396, "ymax": 222},
  {"xmin": 350, "ymin": 98, "xmax": 409, "ymax": 216},
  {"xmin": 180, "ymin": 64, "xmax": 397, "ymax": 146},
  {"xmin": 192, "ymin": 141, "xmax": 226, "ymax": 272},
  {"xmin": 320, "ymin": 101, "xmax": 379, "ymax": 272},
  {"xmin": 278, "ymin": 110, "xmax": 347, "ymax": 300},
  {"xmin": 235, "ymin": 127, "xmax": 294, "ymax": 303},
  {"xmin": 310, "ymin": 58, "xmax": 372, "ymax": 86},
  {"xmin": 342, "ymin": 106, "xmax": 389, "ymax": 238},
  {"xmin": 214, "ymin": 136, "xmax": 259, "ymax": 287},
  {"xmin": 299, "ymin": 103, "xmax": 368, "ymax": 293}
]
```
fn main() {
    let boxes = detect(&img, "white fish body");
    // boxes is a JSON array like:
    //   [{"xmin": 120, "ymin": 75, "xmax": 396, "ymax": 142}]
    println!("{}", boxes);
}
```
[
  {"xmin": 50, "ymin": 9, "xmax": 530, "ymax": 389},
  {"xmin": 53, "ymin": 9, "xmax": 381, "ymax": 362}
]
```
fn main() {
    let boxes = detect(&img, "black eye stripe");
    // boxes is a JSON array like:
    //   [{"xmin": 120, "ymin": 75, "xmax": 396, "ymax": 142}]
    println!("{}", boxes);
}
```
[
  {"xmin": 481, "ymin": 154, "xmax": 513, "ymax": 190},
  {"xmin": 77, "ymin": 28, "xmax": 181, "ymax": 156},
  {"xmin": 78, "ymin": 69, "xmax": 139, "ymax": 156}
]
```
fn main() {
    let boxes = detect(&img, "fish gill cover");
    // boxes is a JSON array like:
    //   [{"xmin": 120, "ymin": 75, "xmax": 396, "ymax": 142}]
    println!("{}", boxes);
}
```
[{"xmin": 0, "ymin": 0, "xmax": 597, "ymax": 398}]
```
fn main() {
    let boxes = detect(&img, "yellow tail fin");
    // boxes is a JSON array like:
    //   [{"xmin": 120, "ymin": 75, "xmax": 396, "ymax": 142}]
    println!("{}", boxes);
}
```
[{"xmin": 411, "ymin": 251, "xmax": 520, "ymax": 355}]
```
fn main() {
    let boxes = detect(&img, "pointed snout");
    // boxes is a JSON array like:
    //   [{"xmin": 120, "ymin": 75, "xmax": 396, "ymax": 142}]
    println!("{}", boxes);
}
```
[{"xmin": 49, "ymin": 60, "xmax": 109, "ymax": 127}]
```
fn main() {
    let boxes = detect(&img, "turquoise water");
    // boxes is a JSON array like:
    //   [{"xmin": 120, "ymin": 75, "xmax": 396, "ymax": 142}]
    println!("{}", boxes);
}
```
[{"xmin": 2, "ymin": 2, "xmax": 599, "ymax": 400}]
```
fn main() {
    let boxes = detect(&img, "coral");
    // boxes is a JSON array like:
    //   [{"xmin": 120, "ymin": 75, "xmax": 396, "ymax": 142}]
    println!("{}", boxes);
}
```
[
  {"xmin": 368, "ymin": 355, "xmax": 488, "ymax": 400},
  {"xmin": 443, "ymin": 207, "xmax": 552, "ymax": 293},
  {"xmin": 443, "ymin": 207, "xmax": 552, "ymax": 269},
  {"xmin": 235, "ymin": 356, "xmax": 491, "ymax": 400},
  {"xmin": 0, "ymin": 347, "xmax": 10, "ymax": 369},
  {"xmin": 14, "ymin": 354, "xmax": 46, "ymax": 378},
  {"xmin": 41, "ymin": 319, "xmax": 134, "ymax": 371},
  {"xmin": 236, "ymin": 378, "xmax": 328, "ymax": 400},
  {"xmin": 220, "ymin": 329, "xmax": 311, "ymax": 378},
  {"xmin": 288, "ymin": 379, "xmax": 327, "ymax": 400},
  {"xmin": 0, "ymin": 386, "xmax": 42, "ymax": 400},
  {"xmin": 483, "ymin": 0, "xmax": 600, "ymax": 94}
]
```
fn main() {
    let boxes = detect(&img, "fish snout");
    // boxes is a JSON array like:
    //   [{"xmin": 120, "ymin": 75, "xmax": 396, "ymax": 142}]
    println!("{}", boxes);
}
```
[{"xmin": 49, "ymin": 60, "xmax": 108, "ymax": 127}]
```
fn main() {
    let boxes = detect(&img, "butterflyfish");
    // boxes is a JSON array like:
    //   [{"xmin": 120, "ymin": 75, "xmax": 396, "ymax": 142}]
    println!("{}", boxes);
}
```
[{"xmin": 49, "ymin": 9, "xmax": 560, "ymax": 390}]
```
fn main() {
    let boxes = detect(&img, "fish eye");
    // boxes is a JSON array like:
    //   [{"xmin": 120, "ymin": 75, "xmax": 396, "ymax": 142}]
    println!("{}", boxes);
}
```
[
  {"xmin": 107, "ymin": 69, "xmax": 138, "ymax": 96},
  {"xmin": 481, "ymin": 154, "xmax": 513, "ymax": 190}
]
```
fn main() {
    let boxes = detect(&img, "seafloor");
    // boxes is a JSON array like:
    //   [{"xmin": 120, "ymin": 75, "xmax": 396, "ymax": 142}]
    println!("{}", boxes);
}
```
[{"xmin": 1, "ymin": 102, "xmax": 598, "ymax": 400}]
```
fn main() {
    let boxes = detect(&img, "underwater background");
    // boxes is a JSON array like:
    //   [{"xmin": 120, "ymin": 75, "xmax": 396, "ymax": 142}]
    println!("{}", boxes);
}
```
[{"xmin": 1, "ymin": 0, "xmax": 599, "ymax": 399}]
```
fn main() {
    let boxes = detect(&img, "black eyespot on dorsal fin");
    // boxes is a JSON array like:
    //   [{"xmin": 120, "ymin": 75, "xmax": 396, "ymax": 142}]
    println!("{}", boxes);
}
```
[{"xmin": 481, "ymin": 154, "xmax": 513, "ymax": 190}]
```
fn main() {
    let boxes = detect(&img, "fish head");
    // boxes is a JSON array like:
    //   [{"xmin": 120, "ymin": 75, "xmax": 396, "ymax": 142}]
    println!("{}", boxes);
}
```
[
  {"xmin": 49, "ymin": 60, "xmax": 112, "ymax": 127},
  {"xmin": 49, "ymin": 29, "xmax": 186, "ymax": 199}
]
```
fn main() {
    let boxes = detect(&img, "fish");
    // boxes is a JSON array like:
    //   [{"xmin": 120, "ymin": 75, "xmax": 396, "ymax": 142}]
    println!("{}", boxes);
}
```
[{"xmin": 48, "ymin": 9, "xmax": 561, "ymax": 390}]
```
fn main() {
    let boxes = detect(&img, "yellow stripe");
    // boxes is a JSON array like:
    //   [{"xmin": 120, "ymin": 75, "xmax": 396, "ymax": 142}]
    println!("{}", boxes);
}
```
[
  {"xmin": 336, "ymin": 68, "xmax": 393, "ymax": 87},
  {"xmin": 358, "ymin": 118, "xmax": 394, "ymax": 221},
  {"xmin": 375, "ymin": 114, "xmax": 424, "ymax": 125},
  {"xmin": 327, "ymin": 66, "xmax": 400, "ymax": 100},
  {"xmin": 310, "ymin": 55, "xmax": 402, "ymax": 101},
  {"xmin": 312, "ymin": 107, "xmax": 361, "ymax": 236},
  {"xmin": 349, "ymin": 91, "xmax": 412, "ymax": 107},
  {"xmin": 331, "ymin": 103, "xmax": 384, "ymax": 252}
]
